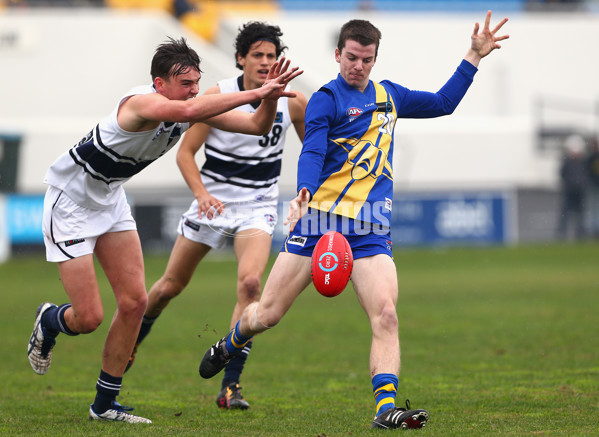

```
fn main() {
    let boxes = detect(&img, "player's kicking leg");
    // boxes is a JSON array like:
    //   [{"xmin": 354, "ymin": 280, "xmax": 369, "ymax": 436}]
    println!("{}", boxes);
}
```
[{"xmin": 200, "ymin": 252, "xmax": 312, "ymax": 379}]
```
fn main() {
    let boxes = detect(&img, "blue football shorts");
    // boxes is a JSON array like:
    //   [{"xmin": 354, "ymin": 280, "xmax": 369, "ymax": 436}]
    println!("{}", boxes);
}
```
[{"xmin": 280, "ymin": 211, "xmax": 393, "ymax": 260}]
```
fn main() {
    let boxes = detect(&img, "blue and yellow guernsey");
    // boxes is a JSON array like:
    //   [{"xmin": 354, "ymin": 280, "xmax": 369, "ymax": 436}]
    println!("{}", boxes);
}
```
[{"xmin": 298, "ymin": 59, "xmax": 478, "ymax": 229}]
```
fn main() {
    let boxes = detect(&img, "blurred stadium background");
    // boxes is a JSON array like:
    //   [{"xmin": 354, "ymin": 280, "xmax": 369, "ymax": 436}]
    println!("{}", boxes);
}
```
[{"xmin": 1, "ymin": 0, "xmax": 598, "ymax": 260}]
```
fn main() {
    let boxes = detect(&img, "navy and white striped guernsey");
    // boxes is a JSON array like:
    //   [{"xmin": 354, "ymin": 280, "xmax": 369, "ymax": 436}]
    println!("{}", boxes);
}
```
[{"xmin": 44, "ymin": 84, "xmax": 190, "ymax": 210}]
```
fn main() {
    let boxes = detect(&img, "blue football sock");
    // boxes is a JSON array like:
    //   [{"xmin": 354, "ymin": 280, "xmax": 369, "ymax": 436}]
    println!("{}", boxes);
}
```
[
  {"xmin": 372, "ymin": 373, "xmax": 398, "ymax": 416},
  {"xmin": 225, "ymin": 321, "xmax": 252, "ymax": 355}
]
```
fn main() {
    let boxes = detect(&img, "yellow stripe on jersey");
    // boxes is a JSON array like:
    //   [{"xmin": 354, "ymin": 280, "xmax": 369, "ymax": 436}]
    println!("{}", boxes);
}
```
[{"xmin": 309, "ymin": 82, "xmax": 396, "ymax": 219}]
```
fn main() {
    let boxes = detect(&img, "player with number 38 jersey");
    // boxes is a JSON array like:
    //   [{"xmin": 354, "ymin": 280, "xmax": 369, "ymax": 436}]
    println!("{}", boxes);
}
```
[{"xmin": 199, "ymin": 75, "xmax": 292, "ymax": 204}]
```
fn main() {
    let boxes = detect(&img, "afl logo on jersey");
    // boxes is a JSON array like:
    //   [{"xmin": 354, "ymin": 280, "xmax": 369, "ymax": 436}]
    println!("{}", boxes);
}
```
[{"xmin": 346, "ymin": 107, "xmax": 363, "ymax": 122}]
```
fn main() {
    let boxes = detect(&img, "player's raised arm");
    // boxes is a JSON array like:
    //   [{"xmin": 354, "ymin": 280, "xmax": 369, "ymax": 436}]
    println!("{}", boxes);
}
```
[
  {"xmin": 120, "ymin": 59, "xmax": 302, "ymax": 131},
  {"xmin": 464, "ymin": 10, "xmax": 509, "ymax": 67},
  {"xmin": 204, "ymin": 58, "xmax": 303, "ymax": 135}
]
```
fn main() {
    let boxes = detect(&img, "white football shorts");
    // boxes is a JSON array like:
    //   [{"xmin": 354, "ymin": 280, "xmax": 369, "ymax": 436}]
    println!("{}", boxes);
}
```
[
  {"xmin": 178, "ymin": 199, "xmax": 277, "ymax": 249},
  {"xmin": 42, "ymin": 185, "xmax": 136, "ymax": 262}
]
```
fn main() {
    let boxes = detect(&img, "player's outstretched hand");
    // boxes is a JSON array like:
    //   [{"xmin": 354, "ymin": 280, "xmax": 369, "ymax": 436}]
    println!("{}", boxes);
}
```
[
  {"xmin": 466, "ymin": 10, "xmax": 509, "ymax": 66},
  {"xmin": 284, "ymin": 187, "xmax": 311, "ymax": 232},
  {"xmin": 259, "ymin": 57, "xmax": 303, "ymax": 100}
]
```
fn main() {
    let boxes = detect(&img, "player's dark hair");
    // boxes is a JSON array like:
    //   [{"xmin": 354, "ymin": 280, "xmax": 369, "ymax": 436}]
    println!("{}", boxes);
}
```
[
  {"xmin": 337, "ymin": 20, "xmax": 382, "ymax": 57},
  {"xmin": 234, "ymin": 21, "xmax": 288, "ymax": 70},
  {"xmin": 151, "ymin": 37, "xmax": 202, "ymax": 80}
]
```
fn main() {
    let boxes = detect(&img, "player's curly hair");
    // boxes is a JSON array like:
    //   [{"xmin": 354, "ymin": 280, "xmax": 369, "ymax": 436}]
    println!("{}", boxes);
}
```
[
  {"xmin": 234, "ymin": 21, "xmax": 288, "ymax": 70},
  {"xmin": 337, "ymin": 20, "xmax": 382, "ymax": 57},
  {"xmin": 151, "ymin": 36, "xmax": 202, "ymax": 80}
]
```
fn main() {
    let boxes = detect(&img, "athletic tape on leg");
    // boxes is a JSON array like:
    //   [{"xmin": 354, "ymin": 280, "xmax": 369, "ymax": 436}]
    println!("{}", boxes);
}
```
[{"xmin": 249, "ymin": 303, "xmax": 272, "ymax": 332}]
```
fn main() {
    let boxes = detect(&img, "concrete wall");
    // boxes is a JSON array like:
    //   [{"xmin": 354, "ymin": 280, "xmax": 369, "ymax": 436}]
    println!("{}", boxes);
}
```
[{"xmin": 1, "ymin": 8, "xmax": 598, "ymax": 195}]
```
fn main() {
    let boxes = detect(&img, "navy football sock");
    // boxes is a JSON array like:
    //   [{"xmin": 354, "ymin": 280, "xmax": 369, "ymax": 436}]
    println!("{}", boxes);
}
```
[
  {"xmin": 136, "ymin": 314, "xmax": 158, "ymax": 344},
  {"xmin": 93, "ymin": 370, "xmax": 122, "ymax": 414},
  {"xmin": 222, "ymin": 340, "xmax": 253, "ymax": 389},
  {"xmin": 41, "ymin": 304, "xmax": 78, "ymax": 337}
]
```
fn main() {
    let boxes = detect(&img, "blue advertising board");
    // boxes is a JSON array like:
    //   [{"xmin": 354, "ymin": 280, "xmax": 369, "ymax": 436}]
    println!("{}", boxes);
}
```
[
  {"xmin": 6, "ymin": 194, "xmax": 44, "ymax": 244},
  {"xmin": 2, "ymin": 191, "xmax": 510, "ymax": 251},
  {"xmin": 271, "ymin": 191, "xmax": 512, "ymax": 251},
  {"xmin": 392, "ymin": 192, "xmax": 511, "ymax": 246}
]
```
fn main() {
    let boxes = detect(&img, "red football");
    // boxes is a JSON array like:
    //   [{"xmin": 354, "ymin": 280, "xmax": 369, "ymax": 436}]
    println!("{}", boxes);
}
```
[{"xmin": 311, "ymin": 231, "xmax": 353, "ymax": 297}]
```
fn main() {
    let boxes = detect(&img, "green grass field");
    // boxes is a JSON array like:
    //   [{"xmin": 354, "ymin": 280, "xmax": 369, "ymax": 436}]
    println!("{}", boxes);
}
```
[{"xmin": 1, "ymin": 243, "xmax": 598, "ymax": 436}]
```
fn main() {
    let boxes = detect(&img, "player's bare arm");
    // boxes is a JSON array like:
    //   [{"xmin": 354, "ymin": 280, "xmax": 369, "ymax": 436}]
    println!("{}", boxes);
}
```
[
  {"xmin": 118, "ymin": 59, "xmax": 302, "ymax": 132},
  {"xmin": 205, "ymin": 58, "xmax": 304, "ymax": 135},
  {"xmin": 464, "ymin": 10, "xmax": 509, "ymax": 67},
  {"xmin": 203, "ymin": 99, "xmax": 278, "ymax": 135},
  {"xmin": 283, "ymin": 92, "xmax": 312, "ymax": 231},
  {"xmin": 289, "ymin": 89, "xmax": 308, "ymax": 142},
  {"xmin": 176, "ymin": 121, "xmax": 224, "ymax": 219}
]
